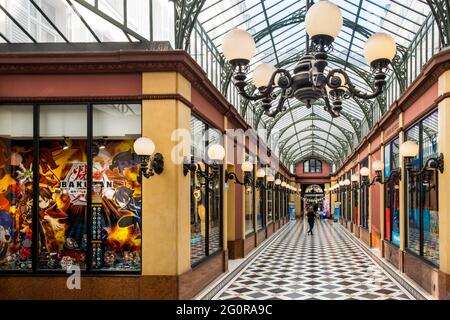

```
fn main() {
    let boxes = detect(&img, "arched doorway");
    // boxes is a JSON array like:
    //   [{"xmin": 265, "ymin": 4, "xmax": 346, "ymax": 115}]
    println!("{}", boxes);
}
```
[{"xmin": 301, "ymin": 184, "xmax": 327, "ymax": 218}]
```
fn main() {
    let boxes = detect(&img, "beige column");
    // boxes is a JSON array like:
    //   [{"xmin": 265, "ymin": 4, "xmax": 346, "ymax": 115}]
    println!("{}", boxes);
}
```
[
  {"xmin": 141, "ymin": 72, "xmax": 191, "ymax": 275},
  {"xmin": 438, "ymin": 70, "xmax": 450, "ymax": 274}
]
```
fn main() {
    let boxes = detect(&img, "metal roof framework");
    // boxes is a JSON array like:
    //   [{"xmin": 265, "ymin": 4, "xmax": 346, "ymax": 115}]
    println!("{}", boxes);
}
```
[
  {"xmin": 197, "ymin": 0, "xmax": 435, "ymax": 168},
  {"xmin": 1, "ymin": 0, "xmax": 449, "ymax": 170}
]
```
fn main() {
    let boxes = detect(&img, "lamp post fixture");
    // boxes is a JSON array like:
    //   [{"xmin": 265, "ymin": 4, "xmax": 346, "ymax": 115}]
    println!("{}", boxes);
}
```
[
  {"xmin": 133, "ymin": 137, "xmax": 164, "ymax": 179},
  {"xmin": 351, "ymin": 173, "xmax": 360, "ymax": 190},
  {"xmin": 399, "ymin": 140, "xmax": 444, "ymax": 181},
  {"xmin": 222, "ymin": 0, "xmax": 397, "ymax": 118},
  {"xmin": 183, "ymin": 144, "xmax": 225, "ymax": 181},
  {"xmin": 225, "ymin": 161, "xmax": 254, "ymax": 187},
  {"xmin": 372, "ymin": 159, "xmax": 402, "ymax": 185}
]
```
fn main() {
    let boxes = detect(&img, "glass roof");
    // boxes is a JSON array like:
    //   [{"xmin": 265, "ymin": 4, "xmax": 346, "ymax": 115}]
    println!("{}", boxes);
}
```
[
  {"xmin": 0, "ymin": 0, "xmax": 436, "ymax": 171},
  {"xmin": 197, "ymin": 0, "xmax": 431, "ymax": 168}
]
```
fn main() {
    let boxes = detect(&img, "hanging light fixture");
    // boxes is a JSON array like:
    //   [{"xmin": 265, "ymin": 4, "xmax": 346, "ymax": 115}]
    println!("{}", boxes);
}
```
[{"xmin": 222, "ymin": 0, "xmax": 397, "ymax": 118}]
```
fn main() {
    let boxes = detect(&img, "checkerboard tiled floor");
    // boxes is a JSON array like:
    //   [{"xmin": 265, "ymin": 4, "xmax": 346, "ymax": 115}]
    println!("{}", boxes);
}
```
[{"xmin": 213, "ymin": 220, "xmax": 414, "ymax": 300}]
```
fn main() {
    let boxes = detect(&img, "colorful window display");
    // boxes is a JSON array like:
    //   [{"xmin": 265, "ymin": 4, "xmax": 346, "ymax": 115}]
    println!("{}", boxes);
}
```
[
  {"xmin": 384, "ymin": 137, "xmax": 400, "ymax": 246},
  {"xmin": 405, "ymin": 110, "xmax": 439, "ymax": 265},
  {"xmin": 189, "ymin": 116, "xmax": 223, "ymax": 266},
  {"xmin": 92, "ymin": 104, "xmax": 142, "ymax": 271},
  {"xmin": 91, "ymin": 140, "xmax": 142, "ymax": 271},
  {"xmin": 0, "ymin": 103, "xmax": 142, "ymax": 273},
  {"xmin": 0, "ymin": 105, "xmax": 34, "ymax": 271}
]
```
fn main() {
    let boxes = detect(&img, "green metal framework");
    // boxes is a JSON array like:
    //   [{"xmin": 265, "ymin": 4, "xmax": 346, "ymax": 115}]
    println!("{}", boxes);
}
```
[
  {"xmin": 0, "ymin": 0, "xmax": 446, "ymax": 172},
  {"xmin": 194, "ymin": 0, "xmax": 438, "ymax": 169}
]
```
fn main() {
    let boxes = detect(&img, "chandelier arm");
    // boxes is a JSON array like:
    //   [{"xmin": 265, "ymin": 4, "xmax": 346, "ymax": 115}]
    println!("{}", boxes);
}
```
[
  {"xmin": 235, "ymin": 82, "xmax": 267, "ymax": 101},
  {"xmin": 323, "ymin": 96, "xmax": 339, "ymax": 118},
  {"xmin": 326, "ymin": 69, "xmax": 384, "ymax": 100},
  {"xmin": 234, "ymin": 67, "xmax": 293, "ymax": 102},
  {"xmin": 264, "ymin": 95, "xmax": 287, "ymax": 117}
]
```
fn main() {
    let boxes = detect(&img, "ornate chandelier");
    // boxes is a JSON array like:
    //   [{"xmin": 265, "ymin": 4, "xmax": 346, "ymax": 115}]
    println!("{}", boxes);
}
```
[{"xmin": 221, "ymin": 0, "xmax": 397, "ymax": 118}]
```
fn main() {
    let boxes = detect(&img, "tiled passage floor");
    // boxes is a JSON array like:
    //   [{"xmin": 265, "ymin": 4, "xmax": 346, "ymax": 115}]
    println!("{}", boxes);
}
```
[{"xmin": 213, "ymin": 220, "xmax": 414, "ymax": 300}]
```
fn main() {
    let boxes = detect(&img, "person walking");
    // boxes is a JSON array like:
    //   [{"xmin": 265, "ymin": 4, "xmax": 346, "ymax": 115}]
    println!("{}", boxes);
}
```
[{"xmin": 306, "ymin": 206, "xmax": 316, "ymax": 235}]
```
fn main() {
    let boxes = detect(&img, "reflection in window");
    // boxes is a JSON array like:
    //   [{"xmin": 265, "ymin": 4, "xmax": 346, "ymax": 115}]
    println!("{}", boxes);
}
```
[
  {"xmin": 406, "ymin": 111, "xmax": 439, "ymax": 265},
  {"xmin": 0, "ymin": 105, "xmax": 34, "ymax": 271},
  {"xmin": 245, "ymin": 153, "xmax": 254, "ymax": 235},
  {"xmin": 91, "ymin": 104, "xmax": 142, "ymax": 271},
  {"xmin": 190, "ymin": 117, "xmax": 223, "ymax": 265},
  {"xmin": 384, "ymin": 137, "xmax": 400, "ymax": 246},
  {"xmin": 190, "ymin": 117, "xmax": 206, "ymax": 264}
]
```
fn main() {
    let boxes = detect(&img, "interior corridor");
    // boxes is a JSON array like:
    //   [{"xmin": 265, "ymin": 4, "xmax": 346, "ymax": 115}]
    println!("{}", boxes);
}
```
[{"xmin": 210, "ymin": 221, "xmax": 415, "ymax": 300}]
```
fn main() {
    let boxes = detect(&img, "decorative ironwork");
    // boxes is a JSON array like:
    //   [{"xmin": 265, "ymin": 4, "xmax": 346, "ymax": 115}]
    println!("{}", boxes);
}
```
[{"xmin": 174, "ymin": 0, "xmax": 207, "ymax": 50}]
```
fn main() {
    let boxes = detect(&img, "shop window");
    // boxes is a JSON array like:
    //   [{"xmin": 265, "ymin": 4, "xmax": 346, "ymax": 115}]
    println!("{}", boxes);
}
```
[
  {"xmin": 244, "ymin": 153, "xmax": 254, "ymax": 235},
  {"xmin": 38, "ymin": 105, "xmax": 88, "ymax": 270},
  {"xmin": 0, "ymin": 103, "xmax": 142, "ymax": 273},
  {"xmin": 304, "ymin": 159, "xmax": 322, "ymax": 173},
  {"xmin": 360, "ymin": 158, "xmax": 369, "ymax": 229},
  {"xmin": 207, "ymin": 128, "xmax": 222, "ymax": 256},
  {"xmin": 255, "ymin": 166, "xmax": 264, "ymax": 231},
  {"xmin": 353, "ymin": 179, "xmax": 359, "ymax": 225},
  {"xmin": 275, "ymin": 184, "xmax": 280, "ymax": 221},
  {"xmin": 405, "ymin": 110, "xmax": 439, "ymax": 265},
  {"xmin": 0, "ymin": 105, "xmax": 34, "ymax": 271},
  {"xmin": 267, "ymin": 188, "xmax": 273, "ymax": 223},
  {"xmin": 384, "ymin": 137, "xmax": 400, "ymax": 246},
  {"xmin": 91, "ymin": 104, "xmax": 142, "ymax": 271},
  {"xmin": 189, "ymin": 117, "xmax": 223, "ymax": 266}
]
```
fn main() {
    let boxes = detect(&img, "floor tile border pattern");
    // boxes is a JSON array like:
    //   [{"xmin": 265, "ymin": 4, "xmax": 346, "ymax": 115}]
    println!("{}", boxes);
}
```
[
  {"xmin": 199, "ymin": 221, "xmax": 296, "ymax": 300},
  {"xmin": 338, "ymin": 224, "xmax": 430, "ymax": 300}
]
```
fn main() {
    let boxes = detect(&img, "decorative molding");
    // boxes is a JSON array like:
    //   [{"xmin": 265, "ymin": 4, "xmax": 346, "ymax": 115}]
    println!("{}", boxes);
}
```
[{"xmin": 0, "ymin": 93, "xmax": 194, "ymax": 108}]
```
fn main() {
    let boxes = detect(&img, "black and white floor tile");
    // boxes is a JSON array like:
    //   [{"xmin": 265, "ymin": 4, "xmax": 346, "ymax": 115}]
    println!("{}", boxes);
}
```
[{"xmin": 213, "ymin": 220, "xmax": 414, "ymax": 300}]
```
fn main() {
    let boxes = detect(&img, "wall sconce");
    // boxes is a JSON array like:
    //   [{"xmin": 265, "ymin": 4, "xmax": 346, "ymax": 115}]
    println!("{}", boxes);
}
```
[
  {"xmin": 371, "ymin": 160, "xmax": 401, "ymax": 184},
  {"xmin": 360, "ymin": 166, "xmax": 377, "ymax": 187},
  {"xmin": 266, "ymin": 174, "xmax": 275, "ymax": 189},
  {"xmin": 400, "ymin": 140, "xmax": 444, "ymax": 181},
  {"xmin": 351, "ymin": 174, "xmax": 359, "ymax": 190},
  {"xmin": 225, "ymin": 161, "xmax": 254, "ymax": 186},
  {"xmin": 133, "ymin": 137, "xmax": 164, "ymax": 178},
  {"xmin": 344, "ymin": 179, "xmax": 351, "ymax": 190},
  {"xmin": 183, "ymin": 144, "xmax": 225, "ymax": 180}
]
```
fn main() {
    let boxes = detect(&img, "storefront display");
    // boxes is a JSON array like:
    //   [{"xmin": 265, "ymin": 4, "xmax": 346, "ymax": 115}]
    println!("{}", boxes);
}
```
[
  {"xmin": 405, "ymin": 110, "xmax": 439, "ymax": 265},
  {"xmin": 0, "ymin": 103, "xmax": 142, "ymax": 272},
  {"xmin": 0, "ymin": 139, "xmax": 33, "ymax": 271},
  {"xmin": 190, "ymin": 116, "xmax": 223, "ymax": 265},
  {"xmin": 384, "ymin": 137, "xmax": 400, "ymax": 246}
]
